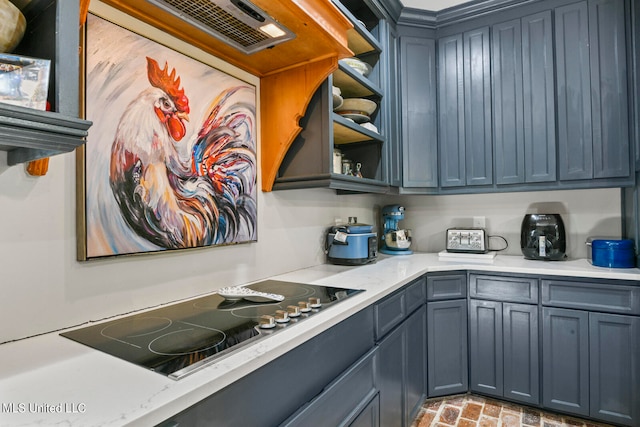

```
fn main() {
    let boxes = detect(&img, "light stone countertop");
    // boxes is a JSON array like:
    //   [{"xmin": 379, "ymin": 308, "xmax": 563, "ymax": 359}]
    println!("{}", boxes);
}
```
[{"xmin": 0, "ymin": 254, "xmax": 638, "ymax": 427}]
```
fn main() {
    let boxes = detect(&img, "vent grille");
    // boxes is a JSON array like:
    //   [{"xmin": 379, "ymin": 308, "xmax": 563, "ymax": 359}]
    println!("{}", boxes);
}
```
[{"xmin": 147, "ymin": 0, "xmax": 295, "ymax": 54}]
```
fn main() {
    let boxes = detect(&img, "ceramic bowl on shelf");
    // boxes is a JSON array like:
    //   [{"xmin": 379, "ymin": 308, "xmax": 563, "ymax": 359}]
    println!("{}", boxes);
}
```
[
  {"xmin": 340, "ymin": 57, "xmax": 372, "ymax": 77},
  {"xmin": 335, "ymin": 98, "xmax": 377, "ymax": 124},
  {"xmin": 336, "ymin": 98, "xmax": 377, "ymax": 115},
  {"xmin": 0, "ymin": 0, "xmax": 26, "ymax": 53}
]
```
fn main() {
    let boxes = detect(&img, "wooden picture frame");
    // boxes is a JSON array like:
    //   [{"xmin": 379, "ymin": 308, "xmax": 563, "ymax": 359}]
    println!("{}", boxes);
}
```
[{"xmin": 77, "ymin": 13, "xmax": 257, "ymax": 260}]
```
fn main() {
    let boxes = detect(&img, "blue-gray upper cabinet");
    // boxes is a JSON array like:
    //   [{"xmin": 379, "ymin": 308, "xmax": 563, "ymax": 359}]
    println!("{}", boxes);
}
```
[
  {"xmin": 555, "ymin": 0, "xmax": 630, "ymax": 182},
  {"xmin": 399, "ymin": 34, "xmax": 438, "ymax": 188},
  {"xmin": 438, "ymin": 34, "xmax": 465, "ymax": 188},
  {"xmin": 438, "ymin": 27, "xmax": 492, "ymax": 188},
  {"xmin": 634, "ymin": 0, "xmax": 640, "ymax": 172},
  {"xmin": 386, "ymin": 23, "xmax": 403, "ymax": 188},
  {"xmin": 492, "ymin": 11, "xmax": 556, "ymax": 185}
]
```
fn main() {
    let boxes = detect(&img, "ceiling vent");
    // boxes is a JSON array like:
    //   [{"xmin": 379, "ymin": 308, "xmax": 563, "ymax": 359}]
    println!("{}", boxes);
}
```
[{"xmin": 146, "ymin": 0, "xmax": 296, "ymax": 54}]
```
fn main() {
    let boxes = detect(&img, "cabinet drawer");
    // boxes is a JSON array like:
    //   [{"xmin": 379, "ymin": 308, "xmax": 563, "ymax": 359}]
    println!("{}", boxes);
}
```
[
  {"xmin": 427, "ymin": 273, "xmax": 467, "ymax": 300},
  {"xmin": 469, "ymin": 274, "xmax": 538, "ymax": 303},
  {"xmin": 541, "ymin": 279, "xmax": 640, "ymax": 315},
  {"xmin": 281, "ymin": 348, "xmax": 377, "ymax": 427},
  {"xmin": 374, "ymin": 276, "xmax": 426, "ymax": 340},
  {"xmin": 374, "ymin": 290, "xmax": 406, "ymax": 340},
  {"xmin": 406, "ymin": 276, "xmax": 427, "ymax": 313}
]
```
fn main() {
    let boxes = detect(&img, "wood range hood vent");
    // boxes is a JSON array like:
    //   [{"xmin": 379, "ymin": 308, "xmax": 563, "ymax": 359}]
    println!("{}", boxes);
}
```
[
  {"xmin": 101, "ymin": 0, "xmax": 354, "ymax": 191},
  {"xmin": 145, "ymin": 0, "xmax": 296, "ymax": 54}
]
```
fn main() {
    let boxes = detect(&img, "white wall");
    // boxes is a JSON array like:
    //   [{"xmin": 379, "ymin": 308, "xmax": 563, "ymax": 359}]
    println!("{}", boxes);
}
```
[{"xmin": 385, "ymin": 188, "xmax": 622, "ymax": 259}]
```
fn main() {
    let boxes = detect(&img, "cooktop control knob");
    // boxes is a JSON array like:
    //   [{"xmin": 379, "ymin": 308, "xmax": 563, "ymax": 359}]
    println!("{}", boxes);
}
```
[
  {"xmin": 287, "ymin": 305, "xmax": 301, "ymax": 317},
  {"xmin": 274, "ymin": 310, "xmax": 290, "ymax": 323},
  {"xmin": 259, "ymin": 315, "xmax": 276, "ymax": 329},
  {"xmin": 298, "ymin": 301, "xmax": 312, "ymax": 313},
  {"xmin": 309, "ymin": 297, "xmax": 322, "ymax": 309}
]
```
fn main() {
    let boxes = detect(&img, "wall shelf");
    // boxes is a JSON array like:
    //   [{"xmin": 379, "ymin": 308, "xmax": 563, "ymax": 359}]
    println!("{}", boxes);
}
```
[
  {"xmin": 0, "ymin": 0, "xmax": 93, "ymax": 168},
  {"xmin": 0, "ymin": 105, "xmax": 91, "ymax": 165}
]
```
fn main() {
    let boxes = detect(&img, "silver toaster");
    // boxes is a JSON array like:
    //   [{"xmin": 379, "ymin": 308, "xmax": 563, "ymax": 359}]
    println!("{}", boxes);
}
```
[{"xmin": 446, "ymin": 228, "xmax": 488, "ymax": 254}]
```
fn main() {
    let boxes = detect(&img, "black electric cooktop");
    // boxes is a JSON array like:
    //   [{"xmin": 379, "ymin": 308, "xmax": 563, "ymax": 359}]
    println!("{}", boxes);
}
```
[{"xmin": 61, "ymin": 280, "xmax": 362, "ymax": 380}]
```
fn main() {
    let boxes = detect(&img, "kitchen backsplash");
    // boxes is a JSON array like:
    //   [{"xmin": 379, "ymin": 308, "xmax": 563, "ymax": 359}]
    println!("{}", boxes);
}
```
[{"xmin": 381, "ymin": 188, "xmax": 621, "ymax": 259}]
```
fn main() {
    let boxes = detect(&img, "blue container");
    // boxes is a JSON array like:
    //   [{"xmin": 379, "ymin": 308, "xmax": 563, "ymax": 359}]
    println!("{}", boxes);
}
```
[{"xmin": 591, "ymin": 239, "xmax": 635, "ymax": 268}]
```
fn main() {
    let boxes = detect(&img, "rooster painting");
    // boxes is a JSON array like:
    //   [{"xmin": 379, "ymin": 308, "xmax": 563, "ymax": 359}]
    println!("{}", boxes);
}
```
[{"xmin": 83, "ymin": 15, "xmax": 257, "ymax": 258}]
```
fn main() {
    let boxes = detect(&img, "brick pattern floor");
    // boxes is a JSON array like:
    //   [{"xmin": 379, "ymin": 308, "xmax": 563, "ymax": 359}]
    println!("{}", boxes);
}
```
[{"xmin": 411, "ymin": 394, "xmax": 614, "ymax": 427}]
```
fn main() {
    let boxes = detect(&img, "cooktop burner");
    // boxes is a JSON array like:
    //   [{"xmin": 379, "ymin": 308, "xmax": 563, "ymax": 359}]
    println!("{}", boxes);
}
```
[{"xmin": 61, "ymin": 280, "xmax": 362, "ymax": 379}]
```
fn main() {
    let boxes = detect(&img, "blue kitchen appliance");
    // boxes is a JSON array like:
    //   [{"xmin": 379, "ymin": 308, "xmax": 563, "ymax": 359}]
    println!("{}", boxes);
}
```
[
  {"xmin": 380, "ymin": 205, "xmax": 412, "ymax": 255},
  {"xmin": 326, "ymin": 219, "xmax": 377, "ymax": 265}
]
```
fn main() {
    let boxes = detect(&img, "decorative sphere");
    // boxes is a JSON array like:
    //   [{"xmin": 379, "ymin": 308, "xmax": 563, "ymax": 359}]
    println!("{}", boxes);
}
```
[{"xmin": 0, "ymin": 0, "xmax": 26, "ymax": 53}]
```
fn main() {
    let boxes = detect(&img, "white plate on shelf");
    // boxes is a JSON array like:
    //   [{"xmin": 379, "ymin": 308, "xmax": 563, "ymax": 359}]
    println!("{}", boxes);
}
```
[{"xmin": 360, "ymin": 122, "xmax": 378, "ymax": 133}]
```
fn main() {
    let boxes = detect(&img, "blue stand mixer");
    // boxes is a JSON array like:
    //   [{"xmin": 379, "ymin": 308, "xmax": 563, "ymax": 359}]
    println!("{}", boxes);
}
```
[{"xmin": 380, "ymin": 205, "xmax": 413, "ymax": 255}]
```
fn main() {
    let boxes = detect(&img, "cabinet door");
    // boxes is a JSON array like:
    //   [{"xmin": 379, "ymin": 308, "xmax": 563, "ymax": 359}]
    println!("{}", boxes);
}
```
[
  {"xmin": 493, "ymin": 12, "xmax": 555, "ymax": 186},
  {"xmin": 387, "ymin": 23, "xmax": 402, "ymax": 188},
  {"xmin": 589, "ymin": 313, "xmax": 640, "ymax": 426},
  {"xmin": 376, "ymin": 323, "xmax": 404, "ymax": 427},
  {"xmin": 438, "ymin": 34, "xmax": 465, "ymax": 188},
  {"xmin": 349, "ymin": 393, "xmax": 380, "ymax": 427},
  {"xmin": 400, "ymin": 35, "xmax": 438, "ymax": 188},
  {"xmin": 463, "ymin": 26, "xmax": 492, "ymax": 186},
  {"xmin": 522, "ymin": 11, "xmax": 555, "ymax": 183},
  {"xmin": 405, "ymin": 306, "xmax": 427, "ymax": 423},
  {"xmin": 588, "ymin": 0, "xmax": 629, "ymax": 179},
  {"xmin": 469, "ymin": 299, "xmax": 503, "ymax": 397},
  {"xmin": 542, "ymin": 307, "xmax": 589, "ymax": 417},
  {"xmin": 555, "ymin": 1, "xmax": 593, "ymax": 181},
  {"xmin": 427, "ymin": 300, "xmax": 468, "ymax": 397},
  {"xmin": 503, "ymin": 303, "xmax": 539, "ymax": 405},
  {"xmin": 492, "ymin": 18, "xmax": 524, "ymax": 185}
]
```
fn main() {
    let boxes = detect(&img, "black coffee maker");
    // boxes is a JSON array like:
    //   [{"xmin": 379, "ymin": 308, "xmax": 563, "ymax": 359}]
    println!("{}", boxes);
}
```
[{"xmin": 520, "ymin": 214, "xmax": 566, "ymax": 260}]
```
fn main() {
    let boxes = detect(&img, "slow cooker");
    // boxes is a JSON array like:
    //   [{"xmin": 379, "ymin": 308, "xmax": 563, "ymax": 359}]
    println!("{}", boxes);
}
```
[{"xmin": 325, "ymin": 222, "xmax": 377, "ymax": 266}]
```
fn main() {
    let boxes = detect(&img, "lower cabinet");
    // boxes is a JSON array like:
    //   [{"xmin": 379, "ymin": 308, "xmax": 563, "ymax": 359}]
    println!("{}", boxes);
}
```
[
  {"xmin": 468, "ymin": 273, "xmax": 540, "ymax": 405},
  {"xmin": 426, "ymin": 272, "xmax": 468, "ymax": 397},
  {"xmin": 375, "ymin": 276, "xmax": 427, "ymax": 427},
  {"xmin": 158, "ymin": 272, "xmax": 640, "ymax": 427},
  {"xmin": 542, "ymin": 307, "xmax": 640, "ymax": 426},
  {"xmin": 376, "ymin": 305, "xmax": 427, "ymax": 427},
  {"xmin": 468, "ymin": 300, "xmax": 539, "ymax": 405},
  {"xmin": 158, "ymin": 306, "xmax": 375, "ymax": 427},
  {"xmin": 282, "ymin": 348, "xmax": 379, "ymax": 427}
]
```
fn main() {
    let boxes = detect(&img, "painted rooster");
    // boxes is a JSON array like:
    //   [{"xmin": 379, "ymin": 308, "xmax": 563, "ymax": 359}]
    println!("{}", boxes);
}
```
[{"xmin": 109, "ymin": 57, "xmax": 256, "ymax": 250}]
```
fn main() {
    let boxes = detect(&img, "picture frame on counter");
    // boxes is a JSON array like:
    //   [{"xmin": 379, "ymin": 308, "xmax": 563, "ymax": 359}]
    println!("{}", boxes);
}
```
[{"xmin": 76, "ymin": 14, "xmax": 257, "ymax": 260}]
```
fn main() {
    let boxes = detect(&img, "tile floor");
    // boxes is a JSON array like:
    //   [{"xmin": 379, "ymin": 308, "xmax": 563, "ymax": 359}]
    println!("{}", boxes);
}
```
[{"xmin": 411, "ymin": 394, "xmax": 613, "ymax": 427}]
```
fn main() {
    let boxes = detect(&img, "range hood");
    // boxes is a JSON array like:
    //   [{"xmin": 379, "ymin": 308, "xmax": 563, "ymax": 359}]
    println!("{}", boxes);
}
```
[{"xmin": 145, "ymin": 0, "xmax": 296, "ymax": 54}]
